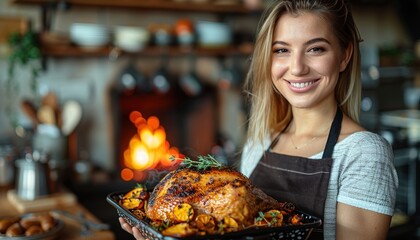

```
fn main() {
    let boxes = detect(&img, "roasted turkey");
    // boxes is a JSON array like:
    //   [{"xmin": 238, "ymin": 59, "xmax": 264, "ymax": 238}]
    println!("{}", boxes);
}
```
[{"xmin": 145, "ymin": 166, "xmax": 280, "ymax": 226}]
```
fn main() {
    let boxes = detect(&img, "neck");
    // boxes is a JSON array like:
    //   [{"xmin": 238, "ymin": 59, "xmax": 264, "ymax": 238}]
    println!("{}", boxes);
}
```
[{"xmin": 289, "ymin": 105, "xmax": 337, "ymax": 137}]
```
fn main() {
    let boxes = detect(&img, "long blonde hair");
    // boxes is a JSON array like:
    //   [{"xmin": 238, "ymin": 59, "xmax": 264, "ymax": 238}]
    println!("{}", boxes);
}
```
[{"xmin": 243, "ymin": 0, "xmax": 362, "ymax": 145}]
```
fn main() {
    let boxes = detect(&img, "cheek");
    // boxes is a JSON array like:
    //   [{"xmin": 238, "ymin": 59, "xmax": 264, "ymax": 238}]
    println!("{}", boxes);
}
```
[
  {"xmin": 271, "ymin": 60, "xmax": 287, "ymax": 79},
  {"xmin": 271, "ymin": 61, "xmax": 287, "ymax": 93},
  {"xmin": 310, "ymin": 56, "xmax": 341, "ymax": 77}
]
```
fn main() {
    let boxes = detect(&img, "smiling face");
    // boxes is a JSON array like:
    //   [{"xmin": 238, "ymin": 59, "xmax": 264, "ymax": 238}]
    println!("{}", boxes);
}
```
[{"xmin": 271, "ymin": 11, "xmax": 352, "ymax": 110}]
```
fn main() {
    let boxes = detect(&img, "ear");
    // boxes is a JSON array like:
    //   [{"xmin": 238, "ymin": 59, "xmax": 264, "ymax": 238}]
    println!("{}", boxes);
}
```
[{"xmin": 339, "ymin": 43, "xmax": 353, "ymax": 72}]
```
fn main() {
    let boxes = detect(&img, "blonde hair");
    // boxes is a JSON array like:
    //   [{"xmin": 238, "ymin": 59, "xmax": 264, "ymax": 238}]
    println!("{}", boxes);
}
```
[{"xmin": 243, "ymin": 0, "xmax": 362, "ymax": 145}]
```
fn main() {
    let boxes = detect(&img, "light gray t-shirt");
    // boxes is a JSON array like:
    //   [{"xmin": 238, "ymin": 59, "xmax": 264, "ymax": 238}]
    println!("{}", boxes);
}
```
[{"xmin": 240, "ymin": 131, "xmax": 398, "ymax": 240}]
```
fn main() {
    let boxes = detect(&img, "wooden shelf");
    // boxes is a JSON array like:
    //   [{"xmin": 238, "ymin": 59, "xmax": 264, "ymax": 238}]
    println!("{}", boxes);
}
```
[
  {"xmin": 13, "ymin": 0, "xmax": 254, "ymax": 14},
  {"xmin": 41, "ymin": 44, "xmax": 254, "ymax": 58},
  {"xmin": 15, "ymin": 0, "xmax": 256, "ymax": 60}
]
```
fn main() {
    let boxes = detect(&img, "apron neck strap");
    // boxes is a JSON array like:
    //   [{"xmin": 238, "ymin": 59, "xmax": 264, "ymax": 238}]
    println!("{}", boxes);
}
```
[{"xmin": 322, "ymin": 107, "xmax": 343, "ymax": 158}]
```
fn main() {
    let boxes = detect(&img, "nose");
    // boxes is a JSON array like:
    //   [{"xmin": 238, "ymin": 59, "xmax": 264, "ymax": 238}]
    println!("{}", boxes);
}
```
[{"xmin": 290, "ymin": 53, "xmax": 309, "ymax": 76}]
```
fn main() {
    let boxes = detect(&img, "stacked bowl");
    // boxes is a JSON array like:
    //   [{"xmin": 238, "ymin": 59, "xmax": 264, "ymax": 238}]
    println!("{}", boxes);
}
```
[
  {"xmin": 70, "ymin": 23, "xmax": 111, "ymax": 49},
  {"xmin": 113, "ymin": 26, "xmax": 150, "ymax": 52},
  {"xmin": 195, "ymin": 21, "xmax": 232, "ymax": 48}
]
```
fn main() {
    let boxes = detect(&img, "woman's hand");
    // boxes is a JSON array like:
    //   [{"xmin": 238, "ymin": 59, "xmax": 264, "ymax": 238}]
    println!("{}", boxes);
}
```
[{"xmin": 119, "ymin": 217, "xmax": 148, "ymax": 240}]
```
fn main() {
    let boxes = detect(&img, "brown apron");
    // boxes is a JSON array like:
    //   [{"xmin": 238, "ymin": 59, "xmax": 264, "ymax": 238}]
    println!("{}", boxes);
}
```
[{"xmin": 249, "ymin": 108, "xmax": 342, "ymax": 239}]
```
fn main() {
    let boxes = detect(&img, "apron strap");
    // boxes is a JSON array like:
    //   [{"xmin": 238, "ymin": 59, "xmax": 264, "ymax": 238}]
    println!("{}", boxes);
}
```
[{"xmin": 322, "ymin": 107, "xmax": 343, "ymax": 159}]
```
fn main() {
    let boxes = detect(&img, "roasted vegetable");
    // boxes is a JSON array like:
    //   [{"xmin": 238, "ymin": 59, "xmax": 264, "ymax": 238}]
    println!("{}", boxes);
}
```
[
  {"xmin": 161, "ymin": 223, "xmax": 197, "ymax": 237},
  {"xmin": 121, "ymin": 198, "xmax": 144, "ymax": 210},
  {"xmin": 173, "ymin": 203, "xmax": 194, "ymax": 222},
  {"xmin": 195, "ymin": 214, "xmax": 216, "ymax": 232},
  {"xmin": 255, "ymin": 210, "xmax": 283, "ymax": 227},
  {"xmin": 123, "ymin": 184, "xmax": 148, "ymax": 200}
]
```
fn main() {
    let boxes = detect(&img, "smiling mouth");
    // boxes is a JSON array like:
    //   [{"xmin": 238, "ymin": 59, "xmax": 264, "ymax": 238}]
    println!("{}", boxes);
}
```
[{"xmin": 288, "ymin": 80, "xmax": 318, "ymax": 88}]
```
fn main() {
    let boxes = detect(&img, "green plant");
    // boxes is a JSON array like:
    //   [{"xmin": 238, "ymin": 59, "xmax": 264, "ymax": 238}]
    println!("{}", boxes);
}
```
[{"xmin": 6, "ymin": 30, "xmax": 42, "ymax": 127}]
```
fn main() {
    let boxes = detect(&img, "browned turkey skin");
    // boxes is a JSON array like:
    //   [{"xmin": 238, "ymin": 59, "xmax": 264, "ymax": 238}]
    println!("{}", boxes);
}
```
[{"xmin": 145, "ymin": 167, "xmax": 280, "ymax": 226}]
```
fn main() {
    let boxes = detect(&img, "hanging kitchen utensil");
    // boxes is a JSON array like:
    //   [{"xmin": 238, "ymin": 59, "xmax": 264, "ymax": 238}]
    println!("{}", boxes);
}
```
[
  {"xmin": 151, "ymin": 53, "xmax": 171, "ymax": 94},
  {"xmin": 218, "ymin": 55, "xmax": 243, "ymax": 90},
  {"xmin": 61, "ymin": 100, "xmax": 82, "ymax": 136},
  {"xmin": 118, "ymin": 60, "xmax": 150, "ymax": 95},
  {"xmin": 179, "ymin": 53, "xmax": 202, "ymax": 96}
]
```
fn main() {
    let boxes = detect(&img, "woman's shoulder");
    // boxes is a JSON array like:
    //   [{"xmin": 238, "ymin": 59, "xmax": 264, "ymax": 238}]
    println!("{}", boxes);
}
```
[
  {"xmin": 339, "ymin": 115, "xmax": 390, "ymax": 148},
  {"xmin": 338, "ymin": 131, "xmax": 391, "ymax": 148},
  {"xmin": 335, "ymin": 131, "xmax": 394, "ymax": 164}
]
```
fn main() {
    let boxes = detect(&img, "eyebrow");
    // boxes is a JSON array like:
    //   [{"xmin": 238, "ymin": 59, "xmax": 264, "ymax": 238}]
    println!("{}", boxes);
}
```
[{"xmin": 272, "ymin": 38, "xmax": 331, "ymax": 47}]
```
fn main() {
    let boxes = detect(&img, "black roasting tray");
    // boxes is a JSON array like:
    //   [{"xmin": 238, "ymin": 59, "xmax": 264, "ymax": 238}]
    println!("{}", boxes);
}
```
[{"xmin": 107, "ymin": 191, "xmax": 322, "ymax": 240}]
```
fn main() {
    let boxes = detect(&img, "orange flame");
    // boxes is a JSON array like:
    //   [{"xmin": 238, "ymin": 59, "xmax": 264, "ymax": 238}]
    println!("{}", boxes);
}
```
[{"xmin": 121, "ymin": 111, "xmax": 183, "ymax": 181}]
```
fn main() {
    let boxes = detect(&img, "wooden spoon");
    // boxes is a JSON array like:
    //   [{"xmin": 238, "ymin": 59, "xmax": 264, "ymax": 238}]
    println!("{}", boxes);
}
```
[
  {"xmin": 41, "ymin": 92, "xmax": 61, "ymax": 126},
  {"xmin": 21, "ymin": 99, "xmax": 39, "ymax": 128},
  {"xmin": 42, "ymin": 91, "xmax": 59, "ymax": 111},
  {"xmin": 37, "ymin": 105, "xmax": 56, "ymax": 125},
  {"xmin": 61, "ymin": 100, "xmax": 82, "ymax": 136}
]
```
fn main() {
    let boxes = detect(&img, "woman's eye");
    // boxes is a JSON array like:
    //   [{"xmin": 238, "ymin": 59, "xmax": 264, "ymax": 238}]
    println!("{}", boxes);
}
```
[
  {"xmin": 308, "ymin": 47, "xmax": 325, "ymax": 53},
  {"xmin": 273, "ymin": 48, "xmax": 288, "ymax": 54}
]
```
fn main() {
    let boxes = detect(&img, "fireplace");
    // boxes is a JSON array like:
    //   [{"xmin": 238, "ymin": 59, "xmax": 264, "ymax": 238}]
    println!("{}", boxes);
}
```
[{"xmin": 109, "ymin": 84, "xmax": 218, "ymax": 181}]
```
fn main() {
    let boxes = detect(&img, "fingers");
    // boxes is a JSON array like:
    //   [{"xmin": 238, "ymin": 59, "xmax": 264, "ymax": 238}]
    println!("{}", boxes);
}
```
[
  {"xmin": 132, "ymin": 226, "xmax": 147, "ymax": 240},
  {"xmin": 119, "ymin": 217, "xmax": 133, "ymax": 234},
  {"xmin": 119, "ymin": 217, "xmax": 148, "ymax": 240}
]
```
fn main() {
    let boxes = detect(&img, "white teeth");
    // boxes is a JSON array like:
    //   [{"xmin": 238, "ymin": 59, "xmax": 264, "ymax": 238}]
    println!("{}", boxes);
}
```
[{"xmin": 290, "ymin": 81, "xmax": 314, "ymax": 88}]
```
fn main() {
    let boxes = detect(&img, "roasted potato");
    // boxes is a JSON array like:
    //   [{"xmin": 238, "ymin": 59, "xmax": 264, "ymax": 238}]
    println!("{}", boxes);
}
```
[
  {"xmin": 0, "ymin": 217, "xmax": 19, "ymax": 234},
  {"xmin": 161, "ymin": 223, "xmax": 197, "ymax": 237},
  {"xmin": 1, "ymin": 212, "xmax": 57, "ymax": 237},
  {"xmin": 120, "ymin": 198, "xmax": 144, "ymax": 210},
  {"xmin": 173, "ymin": 203, "xmax": 194, "ymax": 222},
  {"xmin": 25, "ymin": 225, "xmax": 44, "ymax": 236},
  {"xmin": 38, "ymin": 213, "xmax": 55, "ymax": 231},
  {"xmin": 5, "ymin": 222, "xmax": 24, "ymax": 237},
  {"xmin": 195, "ymin": 214, "xmax": 216, "ymax": 232},
  {"xmin": 123, "ymin": 185, "xmax": 148, "ymax": 200},
  {"xmin": 20, "ymin": 216, "xmax": 41, "ymax": 229}
]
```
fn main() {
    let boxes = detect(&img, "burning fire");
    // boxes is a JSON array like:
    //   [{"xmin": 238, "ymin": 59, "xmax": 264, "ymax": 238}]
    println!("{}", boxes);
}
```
[{"xmin": 121, "ymin": 111, "xmax": 184, "ymax": 182}]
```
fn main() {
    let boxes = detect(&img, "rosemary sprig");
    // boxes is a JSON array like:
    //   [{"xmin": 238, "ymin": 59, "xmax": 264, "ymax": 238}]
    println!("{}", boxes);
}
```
[{"xmin": 170, "ymin": 154, "xmax": 223, "ymax": 170}]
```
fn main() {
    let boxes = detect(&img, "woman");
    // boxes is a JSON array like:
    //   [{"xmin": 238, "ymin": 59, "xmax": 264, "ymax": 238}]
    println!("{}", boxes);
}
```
[
  {"xmin": 121, "ymin": 0, "xmax": 398, "ymax": 239},
  {"xmin": 241, "ymin": 0, "xmax": 398, "ymax": 239}
]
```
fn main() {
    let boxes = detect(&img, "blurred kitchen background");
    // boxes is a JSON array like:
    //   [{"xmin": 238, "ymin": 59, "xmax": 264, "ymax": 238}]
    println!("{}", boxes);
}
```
[{"xmin": 0, "ymin": 0, "xmax": 419, "ymax": 239}]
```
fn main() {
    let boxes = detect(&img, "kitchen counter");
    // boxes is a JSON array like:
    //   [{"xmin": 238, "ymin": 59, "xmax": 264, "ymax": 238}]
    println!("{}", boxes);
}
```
[{"xmin": 0, "ymin": 187, "xmax": 115, "ymax": 240}]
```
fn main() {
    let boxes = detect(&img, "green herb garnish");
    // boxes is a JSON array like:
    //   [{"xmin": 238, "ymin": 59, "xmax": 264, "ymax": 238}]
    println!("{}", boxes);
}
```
[
  {"xmin": 170, "ymin": 154, "xmax": 223, "ymax": 170},
  {"xmin": 254, "ymin": 211, "xmax": 281, "ymax": 227},
  {"xmin": 135, "ymin": 183, "xmax": 146, "ymax": 190},
  {"xmin": 151, "ymin": 219, "xmax": 171, "ymax": 232},
  {"xmin": 255, "ymin": 211, "xmax": 265, "ymax": 223}
]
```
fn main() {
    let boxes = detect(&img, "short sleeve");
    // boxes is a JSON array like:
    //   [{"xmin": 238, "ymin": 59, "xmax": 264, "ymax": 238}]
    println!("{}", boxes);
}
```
[
  {"xmin": 336, "ymin": 133, "xmax": 398, "ymax": 215},
  {"xmin": 240, "ymin": 137, "xmax": 270, "ymax": 177}
]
